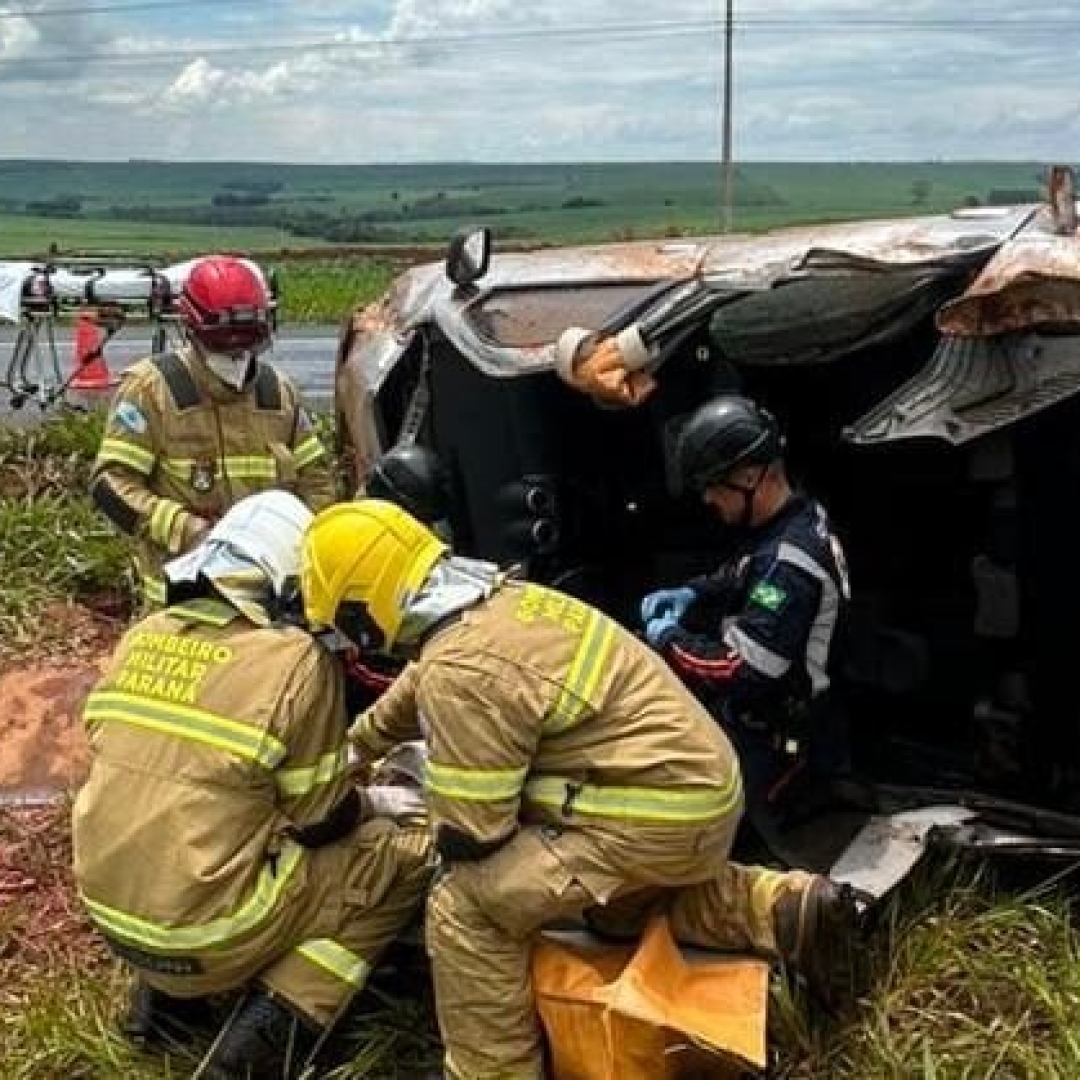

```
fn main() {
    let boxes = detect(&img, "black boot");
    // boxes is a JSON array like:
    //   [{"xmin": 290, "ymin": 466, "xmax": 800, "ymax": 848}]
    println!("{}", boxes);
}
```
[
  {"xmin": 121, "ymin": 979, "xmax": 214, "ymax": 1048},
  {"xmin": 201, "ymin": 990, "xmax": 321, "ymax": 1080},
  {"xmin": 772, "ymin": 874, "xmax": 865, "ymax": 1009}
]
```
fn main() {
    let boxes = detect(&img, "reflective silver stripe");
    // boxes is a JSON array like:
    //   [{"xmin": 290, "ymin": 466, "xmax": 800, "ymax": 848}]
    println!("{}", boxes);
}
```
[
  {"xmin": 425, "ymin": 760, "xmax": 527, "ymax": 803},
  {"xmin": 296, "ymin": 939, "xmax": 371, "ymax": 988},
  {"xmin": 277, "ymin": 747, "xmax": 351, "ymax": 798},
  {"xmin": 724, "ymin": 624, "xmax": 791, "ymax": 679},
  {"xmin": 81, "ymin": 841, "xmax": 305, "ymax": 951},
  {"xmin": 777, "ymin": 540, "xmax": 840, "ymax": 694},
  {"xmin": 524, "ymin": 774, "xmax": 742, "ymax": 824}
]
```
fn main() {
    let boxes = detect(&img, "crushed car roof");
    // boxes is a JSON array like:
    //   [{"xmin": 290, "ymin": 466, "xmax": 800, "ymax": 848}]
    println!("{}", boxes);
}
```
[{"xmin": 341, "ymin": 198, "xmax": 1080, "ymax": 445}]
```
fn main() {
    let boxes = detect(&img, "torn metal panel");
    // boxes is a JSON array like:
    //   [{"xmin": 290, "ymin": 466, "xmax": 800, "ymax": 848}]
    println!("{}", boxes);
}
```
[
  {"xmin": 698, "ymin": 207, "xmax": 1029, "ymax": 288},
  {"xmin": 847, "ymin": 332, "xmax": 1080, "ymax": 445},
  {"xmin": 829, "ymin": 807, "xmax": 976, "ymax": 899},
  {"xmin": 932, "ymin": 819, "xmax": 1080, "ymax": 860},
  {"xmin": 937, "ymin": 230, "xmax": 1080, "ymax": 337}
]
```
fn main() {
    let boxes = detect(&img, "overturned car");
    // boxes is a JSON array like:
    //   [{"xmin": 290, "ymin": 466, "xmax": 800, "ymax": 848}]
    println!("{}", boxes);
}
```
[{"xmin": 335, "ymin": 177, "xmax": 1080, "ymax": 892}]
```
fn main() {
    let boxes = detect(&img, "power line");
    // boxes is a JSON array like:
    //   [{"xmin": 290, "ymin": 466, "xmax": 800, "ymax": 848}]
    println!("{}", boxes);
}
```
[
  {"xmin": 0, "ymin": 17, "xmax": 1075, "ymax": 73},
  {"xmin": 0, "ymin": 2, "xmax": 1072, "ymax": 27},
  {"xmin": 0, "ymin": 0, "xmax": 267, "ymax": 18}
]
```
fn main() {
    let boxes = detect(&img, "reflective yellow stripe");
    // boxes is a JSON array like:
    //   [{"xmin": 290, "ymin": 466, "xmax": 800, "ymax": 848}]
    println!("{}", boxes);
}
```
[
  {"xmin": 84, "ymin": 690, "xmax": 287, "ymax": 770},
  {"xmin": 425, "ymin": 761, "xmax": 528, "ymax": 803},
  {"xmin": 97, "ymin": 438, "xmax": 155, "ymax": 475},
  {"xmin": 149, "ymin": 499, "xmax": 184, "ymax": 548},
  {"xmin": 159, "ymin": 456, "xmax": 279, "ymax": 482},
  {"xmin": 168, "ymin": 598, "xmax": 238, "ymax": 627},
  {"xmin": 81, "ymin": 841, "xmax": 304, "ymax": 952},
  {"xmin": 296, "ymin": 939, "xmax": 371, "ymax": 988},
  {"xmin": 523, "ymin": 774, "xmax": 742, "ymax": 824},
  {"xmin": 141, "ymin": 574, "xmax": 168, "ymax": 606},
  {"xmin": 544, "ymin": 611, "xmax": 618, "ymax": 734},
  {"xmin": 277, "ymin": 747, "xmax": 351, "ymax": 798},
  {"xmin": 293, "ymin": 436, "xmax": 327, "ymax": 469}
]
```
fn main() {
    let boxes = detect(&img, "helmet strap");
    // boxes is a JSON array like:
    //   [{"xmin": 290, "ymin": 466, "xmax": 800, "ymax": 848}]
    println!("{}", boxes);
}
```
[
  {"xmin": 336, "ymin": 600, "xmax": 387, "ymax": 655},
  {"xmin": 715, "ymin": 464, "xmax": 769, "ymax": 528}
]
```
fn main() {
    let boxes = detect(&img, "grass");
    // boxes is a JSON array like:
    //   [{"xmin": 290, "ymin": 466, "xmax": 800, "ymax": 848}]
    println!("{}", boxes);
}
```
[
  {"xmin": 5, "ymin": 804, "xmax": 1080, "ymax": 1080},
  {"xmin": 0, "ymin": 411, "xmax": 134, "ymax": 653},
  {"xmin": 272, "ymin": 258, "xmax": 400, "ymax": 325},
  {"xmin": 0, "ymin": 211, "xmax": 300, "ymax": 260},
  {"xmin": 771, "ymin": 861, "xmax": 1080, "ymax": 1079}
]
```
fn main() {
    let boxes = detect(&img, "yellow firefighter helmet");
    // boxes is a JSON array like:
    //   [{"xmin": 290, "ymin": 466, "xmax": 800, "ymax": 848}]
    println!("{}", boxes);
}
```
[{"xmin": 301, "ymin": 499, "xmax": 448, "ymax": 649}]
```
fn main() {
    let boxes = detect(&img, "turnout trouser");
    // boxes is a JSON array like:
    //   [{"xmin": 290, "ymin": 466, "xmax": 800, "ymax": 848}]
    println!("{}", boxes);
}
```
[
  {"xmin": 426, "ymin": 810, "xmax": 804, "ymax": 1080},
  {"xmin": 141, "ymin": 819, "xmax": 434, "ymax": 1027}
]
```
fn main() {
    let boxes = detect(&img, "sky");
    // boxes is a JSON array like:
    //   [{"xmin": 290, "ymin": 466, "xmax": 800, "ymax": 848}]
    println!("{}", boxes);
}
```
[{"xmin": 0, "ymin": 0, "xmax": 1078, "ymax": 162}]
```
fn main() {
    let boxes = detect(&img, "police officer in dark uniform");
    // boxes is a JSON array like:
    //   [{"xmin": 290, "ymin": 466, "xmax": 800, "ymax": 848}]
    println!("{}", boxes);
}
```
[
  {"xmin": 364, "ymin": 444, "xmax": 452, "ymax": 542},
  {"xmin": 641, "ymin": 394, "xmax": 852, "ymax": 829}
]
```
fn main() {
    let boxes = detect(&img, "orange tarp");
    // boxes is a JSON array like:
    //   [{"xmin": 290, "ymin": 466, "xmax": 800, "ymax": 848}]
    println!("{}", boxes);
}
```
[{"xmin": 533, "ymin": 917, "xmax": 769, "ymax": 1080}]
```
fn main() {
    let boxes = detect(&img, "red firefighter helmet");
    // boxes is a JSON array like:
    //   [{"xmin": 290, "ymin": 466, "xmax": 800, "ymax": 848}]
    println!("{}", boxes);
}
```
[{"xmin": 178, "ymin": 256, "xmax": 271, "ymax": 355}]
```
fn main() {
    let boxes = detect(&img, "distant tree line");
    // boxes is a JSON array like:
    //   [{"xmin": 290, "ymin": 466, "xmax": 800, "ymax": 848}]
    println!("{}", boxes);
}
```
[{"xmin": 24, "ymin": 195, "xmax": 83, "ymax": 216}]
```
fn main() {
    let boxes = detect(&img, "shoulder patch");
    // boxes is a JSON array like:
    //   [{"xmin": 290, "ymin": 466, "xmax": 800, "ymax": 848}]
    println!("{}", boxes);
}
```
[
  {"xmin": 749, "ymin": 580, "xmax": 788, "ymax": 613},
  {"xmin": 114, "ymin": 400, "xmax": 147, "ymax": 434}
]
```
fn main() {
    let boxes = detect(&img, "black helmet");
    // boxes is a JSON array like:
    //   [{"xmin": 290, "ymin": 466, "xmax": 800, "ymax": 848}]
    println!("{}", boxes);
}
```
[
  {"xmin": 677, "ymin": 394, "xmax": 783, "ymax": 493},
  {"xmin": 366, "ymin": 445, "xmax": 451, "ymax": 525}
]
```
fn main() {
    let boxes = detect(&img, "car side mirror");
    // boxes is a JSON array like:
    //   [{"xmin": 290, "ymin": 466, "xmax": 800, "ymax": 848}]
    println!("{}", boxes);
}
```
[{"xmin": 445, "ymin": 226, "xmax": 491, "ymax": 288}]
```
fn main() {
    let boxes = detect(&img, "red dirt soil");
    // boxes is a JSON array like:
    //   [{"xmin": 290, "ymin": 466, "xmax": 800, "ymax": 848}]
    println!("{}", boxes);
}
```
[{"xmin": 0, "ymin": 603, "xmax": 122, "ymax": 800}]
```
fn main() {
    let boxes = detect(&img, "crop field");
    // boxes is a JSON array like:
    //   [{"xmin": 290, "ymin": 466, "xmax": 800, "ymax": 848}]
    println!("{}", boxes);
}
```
[{"xmin": 0, "ymin": 159, "xmax": 1060, "ymax": 257}]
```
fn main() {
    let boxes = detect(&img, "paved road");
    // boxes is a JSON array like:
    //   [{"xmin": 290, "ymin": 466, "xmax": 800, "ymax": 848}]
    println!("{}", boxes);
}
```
[{"xmin": 0, "ymin": 324, "xmax": 339, "ymax": 420}]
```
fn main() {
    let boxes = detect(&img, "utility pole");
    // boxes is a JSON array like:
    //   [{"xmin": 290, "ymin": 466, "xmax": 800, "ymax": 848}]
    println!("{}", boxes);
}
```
[{"xmin": 720, "ymin": 0, "xmax": 734, "ymax": 232}]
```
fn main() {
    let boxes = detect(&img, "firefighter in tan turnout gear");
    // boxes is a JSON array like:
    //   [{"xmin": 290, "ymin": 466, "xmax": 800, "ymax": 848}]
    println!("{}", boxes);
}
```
[
  {"xmin": 301, "ymin": 499, "xmax": 860, "ymax": 1080},
  {"xmin": 91, "ymin": 254, "xmax": 336, "ymax": 606},
  {"xmin": 72, "ymin": 491, "xmax": 434, "ymax": 1080}
]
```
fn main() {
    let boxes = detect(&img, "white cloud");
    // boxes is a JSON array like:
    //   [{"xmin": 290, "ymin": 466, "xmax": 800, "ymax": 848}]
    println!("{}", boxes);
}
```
[{"xmin": 0, "ymin": 0, "xmax": 1078, "ymax": 159}]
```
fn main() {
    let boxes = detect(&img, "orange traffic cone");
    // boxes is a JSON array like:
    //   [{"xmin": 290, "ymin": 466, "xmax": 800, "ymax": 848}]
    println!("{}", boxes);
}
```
[{"xmin": 69, "ymin": 309, "xmax": 118, "ymax": 390}]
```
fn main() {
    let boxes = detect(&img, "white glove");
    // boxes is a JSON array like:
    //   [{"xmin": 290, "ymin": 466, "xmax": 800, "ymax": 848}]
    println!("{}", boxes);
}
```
[{"xmin": 365, "ymin": 785, "xmax": 426, "ymax": 821}]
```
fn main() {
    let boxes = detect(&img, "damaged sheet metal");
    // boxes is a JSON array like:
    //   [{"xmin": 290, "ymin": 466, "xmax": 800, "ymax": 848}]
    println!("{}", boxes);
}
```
[
  {"xmin": 847, "ymin": 332, "xmax": 1080, "ymax": 445},
  {"xmin": 341, "ymin": 207, "xmax": 1033, "ymax": 389},
  {"xmin": 937, "ymin": 225, "xmax": 1080, "ymax": 338},
  {"xmin": 828, "ymin": 806, "xmax": 1080, "ymax": 899},
  {"xmin": 828, "ymin": 807, "xmax": 976, "ymax": 899},
  {"xmin": 339, "ymin": 198, "xmax": 1080, "ymax": 450}
]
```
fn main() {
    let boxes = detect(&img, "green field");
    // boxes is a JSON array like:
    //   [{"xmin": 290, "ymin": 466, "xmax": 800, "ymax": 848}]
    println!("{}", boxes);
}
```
[{"xmin": 0, "ymin": 159, "xmax": 1062, "ymax": 257}]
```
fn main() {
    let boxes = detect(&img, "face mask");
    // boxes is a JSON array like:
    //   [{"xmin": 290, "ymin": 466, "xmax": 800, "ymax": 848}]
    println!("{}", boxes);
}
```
[{"xmin": 203, "ymin": 350, "xmax": 255, "ymax": 391}]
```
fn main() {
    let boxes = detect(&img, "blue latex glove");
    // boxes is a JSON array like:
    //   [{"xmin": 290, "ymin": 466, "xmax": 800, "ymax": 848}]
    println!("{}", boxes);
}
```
[
  {"xmin": 640, "ymin": 586, "xmax": 696, "ymax": 625},
  {"xmin": 644, "ymin": 613, "xmax": 681, "ymax": 648}
]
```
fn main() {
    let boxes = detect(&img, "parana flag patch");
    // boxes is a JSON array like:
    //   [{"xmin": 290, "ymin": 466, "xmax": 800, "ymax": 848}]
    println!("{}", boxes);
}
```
[{"xmin": 749, "ymin": 580, "xmax": 788, "ymax": 613}]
